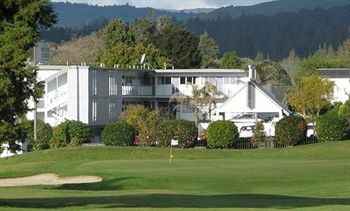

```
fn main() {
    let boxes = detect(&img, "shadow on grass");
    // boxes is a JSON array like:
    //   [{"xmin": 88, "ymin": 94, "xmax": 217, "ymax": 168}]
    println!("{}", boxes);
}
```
[
  {"xmin": 56, "ymin": 177, "xmax": 136, "ymax": 191},
  {"xmin": 1, "ymin": 194, "xmax": 350, "ymax": 209}
]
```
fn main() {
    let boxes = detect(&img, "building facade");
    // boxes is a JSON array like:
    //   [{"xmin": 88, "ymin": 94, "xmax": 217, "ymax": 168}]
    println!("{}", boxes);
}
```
[
  {"xmin": 27, "ymin": 65, "xmax": 290, "ymax": 139},
  {"xmin": 319, "ymin": 68, "xmax": 350, "ymax": 103}
]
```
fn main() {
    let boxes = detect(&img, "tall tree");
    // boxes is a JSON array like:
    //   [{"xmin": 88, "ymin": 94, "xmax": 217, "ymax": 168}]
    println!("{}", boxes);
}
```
[
  {"xmin": 153, "ymin": 17, "xmax": 201, "ymax": 69},
  {"xmin": 0, "ymin": 1, "xmax": 55, "ymax": 144},
  {"xmin": 219, "ymin": 51, "xmax": 241, "ymax": 69},
  {"xmin": 288, "ymin": 75, "xmax": 334, "ymax": 121},
  {"xmin": 198, "ymin": 32, "xmax": 219, "ymax": 68}
]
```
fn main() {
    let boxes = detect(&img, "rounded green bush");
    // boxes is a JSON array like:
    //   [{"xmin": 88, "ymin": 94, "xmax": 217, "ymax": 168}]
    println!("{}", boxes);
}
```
[
  {"xmin": 275, "ymin": 116, "xmax": 307, "ymax": 145},
  {"xmin": 102, "ymin": 121, "xmax": 135, "ymax": 146},
  {"xmin": 316, "ymin": 110, "xmax": 348, "ymax": 142},
  {"xmin": 21, "ymin": 120, "xmax": 53, "ymax": 151},
  {"xmin": 157, "ymin": 120, "xmax": 197, "ymax": 147},
  {"xmin": 207, "ymin": 121, "xmax": 238, "ymax": 148},
  {"xmin": 50, "ymin": 120, "xmax": 91, "ymax": 148}
]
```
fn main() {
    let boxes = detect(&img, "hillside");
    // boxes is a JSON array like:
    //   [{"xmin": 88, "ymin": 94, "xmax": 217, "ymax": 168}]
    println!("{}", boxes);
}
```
[
  {"xmin": 200, "ymin": 0, "xmax": 350, "ymax": 20},
  {"xmin": 0, "ymin": 142, "xmax": 350, "ymax": 210},
  {"xmin": 187, "ymin": 5, "xmax": 350, "ymax": 59},
  {"xmin": 52, "ymin": 2, "xmax": 194, "ymax": 28}
]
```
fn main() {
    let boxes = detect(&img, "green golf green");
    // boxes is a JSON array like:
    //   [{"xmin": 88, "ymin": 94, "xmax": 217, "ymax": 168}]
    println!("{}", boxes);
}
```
[{"xmin": 0, "ymin": 141, "xmax": 350, "ymax": 210}]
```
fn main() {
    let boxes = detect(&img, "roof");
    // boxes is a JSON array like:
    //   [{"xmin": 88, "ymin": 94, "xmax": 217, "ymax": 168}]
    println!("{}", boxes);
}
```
[
  {"xmin": 251, "ymin": 81, "xmax": 291, "ymax": 114},
  {"xmin": 319, "ymin": 68, "xmax": 350, "ymax": 78},
  {"xmin": 155, "ymin": 68, "xmax": 247, "ymax": 76}
]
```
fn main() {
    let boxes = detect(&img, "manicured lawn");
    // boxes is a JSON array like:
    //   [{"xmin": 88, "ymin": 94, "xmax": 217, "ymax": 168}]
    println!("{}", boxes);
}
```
[{"xmin": 1, "ymin": 142, "xmax": 350, "ymax": 210}]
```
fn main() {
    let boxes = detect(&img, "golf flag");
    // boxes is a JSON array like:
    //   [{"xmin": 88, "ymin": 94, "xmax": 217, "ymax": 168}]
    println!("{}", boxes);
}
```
[{"xmin": 171, "ymin": 139, "xmax": 179, "ymax": 146}]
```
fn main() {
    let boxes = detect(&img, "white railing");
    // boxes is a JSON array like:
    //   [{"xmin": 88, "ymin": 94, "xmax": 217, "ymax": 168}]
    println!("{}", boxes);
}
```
[{"xmin": 122, "ymin": 86, "xmax": 153, "ymax": 96}]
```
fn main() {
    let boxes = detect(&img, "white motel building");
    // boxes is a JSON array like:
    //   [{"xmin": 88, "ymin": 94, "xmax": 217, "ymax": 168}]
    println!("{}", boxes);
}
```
[{"xmin": 25, "ymin": 65, "xmax": 292, "ymax": 141}]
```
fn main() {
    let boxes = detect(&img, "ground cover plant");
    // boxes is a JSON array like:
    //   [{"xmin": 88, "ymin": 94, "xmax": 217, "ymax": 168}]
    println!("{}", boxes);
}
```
[{"xmin": 1, "ymin": 142, "xmax": 350, "ymax": 210}]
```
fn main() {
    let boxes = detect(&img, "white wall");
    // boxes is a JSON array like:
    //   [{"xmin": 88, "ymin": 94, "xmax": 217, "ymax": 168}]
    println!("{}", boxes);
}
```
[{"xmin": 329, "ymin": 78, "xmax": 350, "ymax": 103}]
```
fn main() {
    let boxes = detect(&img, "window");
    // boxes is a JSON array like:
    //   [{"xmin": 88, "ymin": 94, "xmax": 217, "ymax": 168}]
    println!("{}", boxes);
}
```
[
  {"xmin": 122, "ymin": 76, "xmax": 133, "ymax": 86},
  {"xmin": 47, "ymin": 78, "xmax": 56, "ymax": 93},
  {"xmin": 37, "ymin": 99, "xmax": 45, "ymax": 109},
  {"xmin": 181, "ymin": 77, "xmax": 197, "ymax": 85},
  {"xmin": 57, "ymin": 73, "xmax": 67, "ymax": 87},
  {"xmin": 158, "ymin": 77, "xmax": 171, "ymax": 85},
  {"xmin": 180, "ymin": 77, "xmax": 186, "ymax": 84},
  {"xmin": 109, "ymin": 75, "xmax": 118, "ymax": 96}
]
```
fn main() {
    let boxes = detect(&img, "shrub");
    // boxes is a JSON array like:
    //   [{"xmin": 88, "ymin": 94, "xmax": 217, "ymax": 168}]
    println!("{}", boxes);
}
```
[
  {"xmin": 102, "ymin": 121, "xmax": 135, "ymax": 146},
  {"xmin": 207, "ymin": 121, "xmax": 239, "ymax": 148},
  {"xmin": 275, "ymin": 116, "xmax": 307, "ymax": 145},
  {"xmin": 121, "ymin": 105, "xmax": 159, "ymax": 145},
  {"xmin": 21, "ymin": 120, "xmax": 52, "ymax": 151},
  {"xmin": 316, "ymin": 109, "xmax": 349, "ymax": 142},
  {"xmin": 253, "ymin": 121, "xmax": 266, "ymax": 144},
  {"xmin": 157, "ymin": 120, "xmax": 197, "ymax": 147},
  {"xmin": 50, "ymin": 120, "xmax": 91, "ymax": 148}
]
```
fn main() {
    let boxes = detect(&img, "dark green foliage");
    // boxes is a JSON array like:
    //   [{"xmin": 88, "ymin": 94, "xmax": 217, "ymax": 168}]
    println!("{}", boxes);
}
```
[
  {"xmin": 253, "ymin": 121, "xmax": 266, "ymax": 144},
  {"xmin": 0, "ymin": 0, "xmax": 55, "ymax": 145},
  {"xmin": 198, "ymin": 32, "xmax": 219, "ymax": 68},
  {"xmin": 219, "ymin": 51, "xmax": 242, "ymax": 69},
  {"xmin": 275, "ymin": 116, "xmax": 307, "ymax": 145},
  {"xmin": 316, "ymin": 109, "xmax": 349, "ymax": 142},
  {"xmin": 157, "ymin": 120, "xmax": 197, "ymax": 147},
  {"xmin": 207, "ymin": 121, "xmax": 239, "ymax": 148},
  {"xmin": 22, "ymin": 120, "xmax": 52, "ymax": 151},
  {"xmin": 50, "ymin": 120, "xmax": 91, "ymax": 148},
  {"xmin": 187, "ymin": 5, "xmax": 350, "ymax": 59},
  {"xmin": 102, "ymin": 121, "xmax": 135, "ymax": 146},
  {"xmin": 256, "ymin": 61, "xmax": 292, "ymax": 86},
  {"xmin": 152, "ymin": 19, "xmax": 201, "ymax": 69}
]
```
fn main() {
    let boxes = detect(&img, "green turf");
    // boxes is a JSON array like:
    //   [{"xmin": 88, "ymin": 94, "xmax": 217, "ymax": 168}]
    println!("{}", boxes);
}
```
[{"xmin": 1, "ymin": 142, "xmax": 350, "ymax": 210}]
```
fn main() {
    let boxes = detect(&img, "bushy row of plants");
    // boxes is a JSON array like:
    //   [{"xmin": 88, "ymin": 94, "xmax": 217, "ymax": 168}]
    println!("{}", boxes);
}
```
[
  {"xmin": 21, "ymin": 119, "xmax": 91, "ymax": 151},
  {"xmin": 101, "ymin": 105, "xmax": 198, "ymax": 147}
]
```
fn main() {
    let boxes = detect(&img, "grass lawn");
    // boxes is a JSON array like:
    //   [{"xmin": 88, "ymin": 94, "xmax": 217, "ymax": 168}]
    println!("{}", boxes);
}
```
[{"xmin": 1, "ymin": 142, "xmax": 350, "ymax": 210}]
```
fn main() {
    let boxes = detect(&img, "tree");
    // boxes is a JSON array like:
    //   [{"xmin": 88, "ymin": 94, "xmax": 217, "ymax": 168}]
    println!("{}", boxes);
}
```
[
  {"xmin": 198, "ymin": 32, "xmax": 219, "ymax": 68},
  {"xmin": 121, "ymin": 105, "xmax": 159, "ymax": 145},
  {"xmin": 0, "ymin": 1, "xmax": 55, "ymax": 145},
  {"xmin": 253, "ymin": 121, "xmax": 266, "ymax": 144},
  {"xmin": 219, "ymin": 51, "xmax": 241, "ymax": 69},
  {"xmin": 153, "ymin": 19, "xmax": 201, "ymax": 69},
  {"xmin": 255, "ymin": 61, "xmax": 292, "ymax": 86},
  {"xmin": 288, "ymin": 75, "xmax": 334, "ymax": 122},
  {"xmin": 170, "ymin": 82, "xmax": 219, "ymax": 125}
]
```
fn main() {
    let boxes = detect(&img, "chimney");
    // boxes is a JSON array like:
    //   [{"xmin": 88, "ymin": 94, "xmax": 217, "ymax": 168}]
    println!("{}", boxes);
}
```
[{"xmin": 248, "ymin": 65, "xmax": 256, "ymax": 81}]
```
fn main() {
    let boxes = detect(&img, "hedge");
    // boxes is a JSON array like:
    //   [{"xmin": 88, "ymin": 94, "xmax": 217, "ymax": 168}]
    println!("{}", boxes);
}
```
[
  {"xmin": 207, "ymin": 121, "xmax": 239, "ymax": 148},
  {"xmin": 50, "ymin": 120, "xmax": 91, "ymax": 148},
  {"xmin": 102, "ymin": 121, "xmax": 135, "ymax": 146},
  {"xmin": 316, "ymin": 109, "xmax": 349, "ymax": 142},
  {"xmin": 275, "ymin": 116, "xmax": 307, "ymax": 146},
  {"xmin": 157, "ymin": 120, "xmax": 197, "ymax": 147}
]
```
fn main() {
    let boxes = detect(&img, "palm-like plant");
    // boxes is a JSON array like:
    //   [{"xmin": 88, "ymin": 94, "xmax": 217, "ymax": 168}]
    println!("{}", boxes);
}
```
[{"xmin": 169, "ymin": 82, "xmax": 219, "ymax": 126}]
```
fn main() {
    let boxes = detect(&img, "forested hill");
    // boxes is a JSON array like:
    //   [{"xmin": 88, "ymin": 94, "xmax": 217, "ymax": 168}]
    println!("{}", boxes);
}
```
[
  {"xmin": 200, "ymin": 0, "xmax": 350, "ymax": 20},
  {"xmin": 52, "ymin": 2, "xmax": 194, "ymax": 28},
  {"xmin": 187, "ymin": 5, "xmax": 350, "ymax": 59}
]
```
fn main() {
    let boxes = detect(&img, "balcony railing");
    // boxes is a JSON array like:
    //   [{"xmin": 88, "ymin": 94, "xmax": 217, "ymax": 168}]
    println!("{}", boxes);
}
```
[{"xmin": 122, "ymin": 86, "xmax": 153, "ymax": 96}]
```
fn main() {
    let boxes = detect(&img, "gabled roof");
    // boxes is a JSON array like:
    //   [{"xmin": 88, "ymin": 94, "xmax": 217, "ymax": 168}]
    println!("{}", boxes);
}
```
[
  {"xmin": 251, "ymin": 81, "xmax": 291, "ymax": 114},
  {"xmin": 214, "ymin": 80, "xmax": 291, "ymax": 114}
]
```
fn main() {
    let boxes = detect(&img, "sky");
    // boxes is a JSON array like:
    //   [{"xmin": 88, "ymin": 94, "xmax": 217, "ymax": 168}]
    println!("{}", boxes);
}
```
[{"xmin": 52, "ymin": 0, "xmax": 274, "ymax": 10}]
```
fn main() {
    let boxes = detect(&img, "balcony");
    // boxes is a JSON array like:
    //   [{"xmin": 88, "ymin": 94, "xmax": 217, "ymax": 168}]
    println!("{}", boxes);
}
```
[{"xmin": 122, "ymin": 86, "xmax": 153, "ymax": 96}]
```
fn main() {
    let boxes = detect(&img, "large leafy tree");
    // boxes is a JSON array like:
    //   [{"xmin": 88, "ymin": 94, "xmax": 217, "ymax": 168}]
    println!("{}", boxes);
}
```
[
  {"xmin": 0, "ymin": 0, "xmax": 55, "ymax": 144},
  {"xmin": 198, "ymin": 32, "xmax": 219, "ymax": 68},
  {"xmin": 219, "ymin": 51, "xmax": 242, "ymax": 69},
  {"xmin": 153, "ymin": 17, "xmax": 201, "ymax": 69},
  {"xmin": 288, "ymin": 75, "xmax": 334, "ymax": 121}
]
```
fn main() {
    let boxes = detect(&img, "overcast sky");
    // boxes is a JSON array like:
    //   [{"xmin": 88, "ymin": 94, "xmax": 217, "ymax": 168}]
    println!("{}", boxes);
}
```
[{"xmin": 53, "ymin": 0, "xmax": 274, "ymax": 10}]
